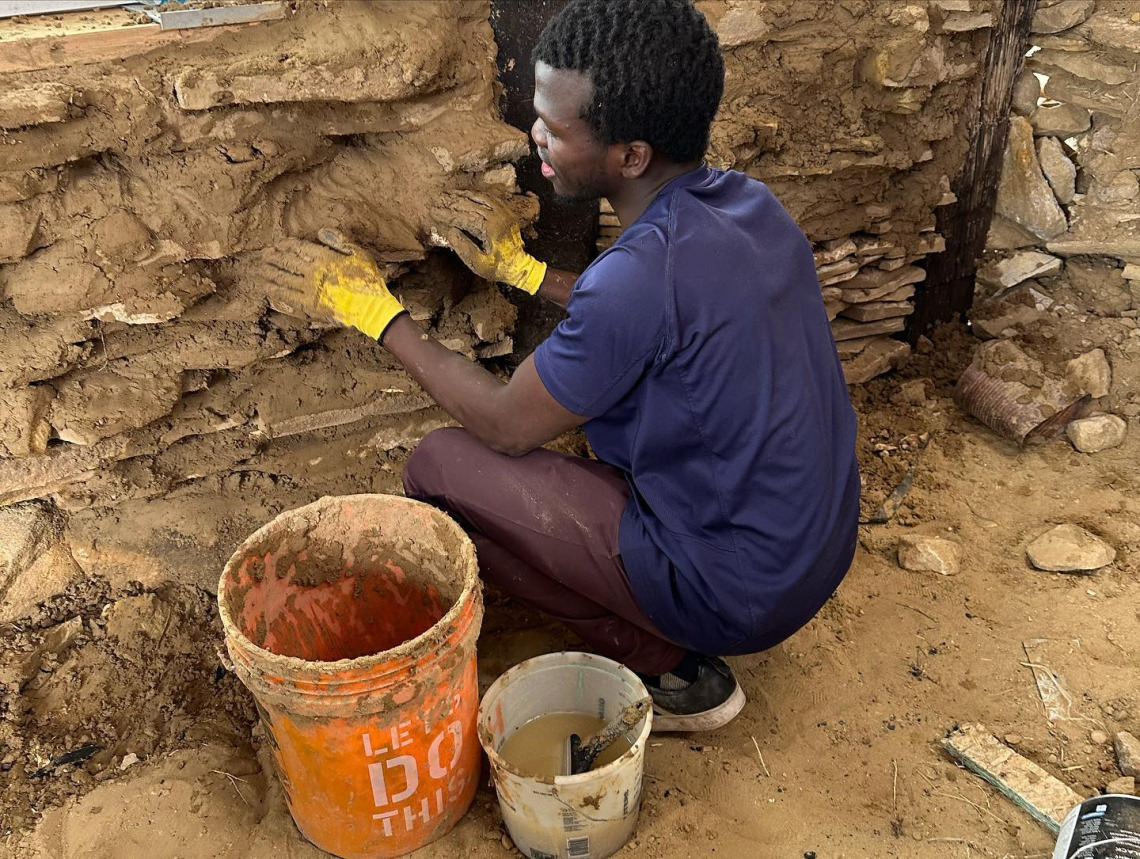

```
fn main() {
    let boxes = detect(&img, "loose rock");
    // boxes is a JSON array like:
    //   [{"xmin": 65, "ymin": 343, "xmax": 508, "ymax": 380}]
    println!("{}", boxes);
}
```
[
  {"xmin": 1026, "ymin": 524, "xmax": 1115, "ymax": 573},
  {"xmin": 1065, "ymin": 348, "xmax": 1112, "ymax": 398},
  {"xmin": 976, "ymin": 251, "xmax": 1061, "ymax": 292},
  {"xmin": 1106, "ymin": 776, "xmax": 1135, "ymax": 795},
  {"xmin": 891, "ymin": 379, "xmax": 928, "ymax": 406},
  {"xmin": 986, "ymin": 214, "xmax": 1039, "ymax": 250},
  {"xmin": 1066, "ymin": 414, "xmax": 1127, "ymax": 453},
  {"xmin": 103, "ymin": 593, "xmax": 176, "ymax": 642},
  {"xmin": 995, "ymin": 116, "xmax": 1068, "ymax": 241},
  {"xmin": 970, "ymin": 304, "xmax": 1042, "ymax": 340},
  {"xmin": 1116, "ymin": 732, "xmax": 1140, "ymax": 778},
  {"xmin": 1036, "ymin": 137, "xmax": 1076, "ymax": 205},
  {"xmin": 897, "ymin": 535, "xmax": 962, "ymax": 575},
  {"xmin": 1091, "ymin": 730, "xmax": 1109, "ymax": 745},
  {"xmin": 841, "ymin": 338, "xmax": 910, "ymax": 385}
]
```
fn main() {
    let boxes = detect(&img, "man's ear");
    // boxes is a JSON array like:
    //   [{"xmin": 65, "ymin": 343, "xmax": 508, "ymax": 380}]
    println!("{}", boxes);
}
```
[{"xmin": 620, "ymin": 140, "xmax": 654, "ymax": 179}]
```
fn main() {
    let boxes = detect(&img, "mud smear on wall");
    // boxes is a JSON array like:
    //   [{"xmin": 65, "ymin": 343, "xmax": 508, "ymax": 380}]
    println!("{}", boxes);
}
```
[{"xmin": 0, "ymin": 1, "xmax": 532, "ymax": 611}]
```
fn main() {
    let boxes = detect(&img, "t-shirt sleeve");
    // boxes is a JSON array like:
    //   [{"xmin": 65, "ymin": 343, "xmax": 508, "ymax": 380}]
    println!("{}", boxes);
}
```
[{"xmin": 534, "ymin": 240, "xmax": 666, "ymax": 418}]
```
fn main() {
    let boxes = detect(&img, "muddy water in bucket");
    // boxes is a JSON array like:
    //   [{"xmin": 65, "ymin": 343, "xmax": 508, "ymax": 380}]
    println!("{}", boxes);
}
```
[
  {"xmin": 500, "ymin": 712, "xmax": 634, "ymax": 778},
  {"xmin": 217, "ymin": 495, "xmax": 483, "ymax": 859},
  {"xmin": 480, "ymin": 652, "xmax": 652, "ymax": 859}
]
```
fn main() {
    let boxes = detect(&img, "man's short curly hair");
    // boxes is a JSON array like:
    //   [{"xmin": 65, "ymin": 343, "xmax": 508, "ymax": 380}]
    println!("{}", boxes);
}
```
[{"xmin": 532, "ymin": 0, "xmax": 724, "ymax": 164}]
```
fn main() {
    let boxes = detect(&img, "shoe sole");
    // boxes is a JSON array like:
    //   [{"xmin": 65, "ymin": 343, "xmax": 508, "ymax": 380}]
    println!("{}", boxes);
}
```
[{"xmin": 650, "ymin": 681, "xmax": 746, "ymax": 733}]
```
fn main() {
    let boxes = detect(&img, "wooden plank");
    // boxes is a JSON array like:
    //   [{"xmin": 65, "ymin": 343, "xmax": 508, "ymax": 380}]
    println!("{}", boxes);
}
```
[
  {"xmin": 141, "ymin": 1, "xmax": 285, "ymax": 31},
  {"xmin": 943, "ymin": 723, "xmax": 1084, "ymax": 833},
  {"xmin": 0, "ymin": 7, "xmax": 245, "ymax": 74},
  {"xmin": 911, "ymin": 0, "xmax": 1038, "ymax": 338}
]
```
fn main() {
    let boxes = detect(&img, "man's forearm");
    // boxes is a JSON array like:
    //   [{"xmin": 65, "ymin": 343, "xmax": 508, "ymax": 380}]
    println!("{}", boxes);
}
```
[
  {"xmin": 381, "ymin": 314, "xmax": 515, "ymax": 449},
  {"xmin": 379, "ymin": 312, "xmax": 585, "ymax": 456},
  {"xmin": 535, "ymin": 266, "xmax": 578, "ymax": 308}
]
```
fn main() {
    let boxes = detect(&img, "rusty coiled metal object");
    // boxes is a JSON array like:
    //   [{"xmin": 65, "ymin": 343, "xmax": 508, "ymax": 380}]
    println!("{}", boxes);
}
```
[{"xmin": 954, "ymin": 347, "xmax": 1090, "ymax": 447}]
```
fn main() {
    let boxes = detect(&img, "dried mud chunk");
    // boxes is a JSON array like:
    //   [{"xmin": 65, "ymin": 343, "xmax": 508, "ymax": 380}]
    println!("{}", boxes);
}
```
[{"xmin": 50, "ymin": 357, "xmax": 184, "ymax": 447}]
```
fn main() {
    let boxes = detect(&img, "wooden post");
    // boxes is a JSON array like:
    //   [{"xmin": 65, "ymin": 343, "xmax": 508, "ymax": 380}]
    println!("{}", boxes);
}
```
[{"xmin": 910, "ymin": 0, "xmax": 1038, "ymax": 339}]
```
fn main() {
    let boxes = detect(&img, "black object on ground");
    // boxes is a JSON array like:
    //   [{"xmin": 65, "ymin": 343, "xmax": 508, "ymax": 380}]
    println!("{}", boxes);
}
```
[{"xmin": 32, "ymin": 743, "xmax": 102, "ymax": 777}]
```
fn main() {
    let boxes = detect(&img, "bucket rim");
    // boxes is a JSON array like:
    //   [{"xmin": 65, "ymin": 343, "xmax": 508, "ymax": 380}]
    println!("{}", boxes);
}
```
[
  {"xmin": 216, "ymin": 493, "xmax": 480, "ymax": 677},
  {"xmin": 476, "ymin": 651, "xmax": 654, "ymax": 787}
]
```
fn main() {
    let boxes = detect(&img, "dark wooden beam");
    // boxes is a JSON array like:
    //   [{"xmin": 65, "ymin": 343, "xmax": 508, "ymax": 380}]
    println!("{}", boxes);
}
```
[
  {"xmin": 910, "ymin": 0, "xmax": 1038, "ymax": 339},
  {"xmin": 490, "ymin": 0, "xmax": 598, "ymax": 358}
]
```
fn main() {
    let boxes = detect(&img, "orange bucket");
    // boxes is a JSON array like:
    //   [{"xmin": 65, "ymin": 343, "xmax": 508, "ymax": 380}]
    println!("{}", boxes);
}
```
[{"xmin": 217, "ymin": 494, "xmax": 483, "ymax": 859}]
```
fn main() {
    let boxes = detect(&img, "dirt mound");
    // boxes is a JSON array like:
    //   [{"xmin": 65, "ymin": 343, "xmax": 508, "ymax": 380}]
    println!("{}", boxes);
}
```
[
  {"xmin": 0, "ymin": 582, "xmax": 255, "ymax": 836},
  {"xmin": 850, "ymin": 322, "xmax": 975, "ymax": 523}
]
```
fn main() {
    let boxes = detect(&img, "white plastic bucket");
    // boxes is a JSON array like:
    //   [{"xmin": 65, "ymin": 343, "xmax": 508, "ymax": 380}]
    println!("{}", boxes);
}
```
[{"xmin": 478, "ymin": 652, "xmax": 653, "ymax": 859}]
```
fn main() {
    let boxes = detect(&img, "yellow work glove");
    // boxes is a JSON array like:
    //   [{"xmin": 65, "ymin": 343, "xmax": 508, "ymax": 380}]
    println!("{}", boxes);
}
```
[
  {"xmin": 431, "ymin": 190, "xmax": 547, "ymax": 295},
  {"xmin": 258, "ymin": 229, "xmax": 406, "ymax": 341}
]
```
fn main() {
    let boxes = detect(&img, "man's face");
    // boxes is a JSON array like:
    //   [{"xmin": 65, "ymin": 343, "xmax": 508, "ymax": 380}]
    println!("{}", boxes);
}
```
[{"xmin": 531, "ymin": 61, "xmax": 616, "ymax": 201}]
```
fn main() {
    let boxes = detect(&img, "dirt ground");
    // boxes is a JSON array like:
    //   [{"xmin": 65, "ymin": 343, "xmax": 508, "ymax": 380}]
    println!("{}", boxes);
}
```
[{"xmin": 2, "ymin": 285, "xmax": 1138, "ymax": 857}]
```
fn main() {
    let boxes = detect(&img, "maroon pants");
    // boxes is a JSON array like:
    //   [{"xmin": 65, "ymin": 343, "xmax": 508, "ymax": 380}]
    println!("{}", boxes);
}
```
[{"xmin": 402, "ymin": 428, "xmax": 685, "ymax": 675}]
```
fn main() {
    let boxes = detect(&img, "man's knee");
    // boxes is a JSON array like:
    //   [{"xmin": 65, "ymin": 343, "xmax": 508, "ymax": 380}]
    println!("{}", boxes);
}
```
[{"xmin": 402, "ymin": 427, "xmax": 473, "ymax": 500}]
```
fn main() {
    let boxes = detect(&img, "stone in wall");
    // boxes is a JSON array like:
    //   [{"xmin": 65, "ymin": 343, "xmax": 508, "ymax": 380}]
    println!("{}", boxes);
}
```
[
  {"xmin": 1029, "ymin": 48, "xmax": 1132, "ymax": 86},
  {"xmin": 693, "ymin": 0, "xmax": 991, "ymax": 382},
  {"xmin": 1031, "ymin": 4, "xmax": 1140, "ymax": 262},
  {"xmin": 1011, "ymin": 69, "xmax": 1042, "ymax": 115},
  {"xmin": 1037, "ymin": 137, "xmax": 1077, "ymax": 204},
  {"xmin": 995, "ymin": 116, "xmax": 1069, "ymax": 241},
  {"xmin": 1031, "ymin": 1, "xmax": 1096, "ymax": 35},
  {"xmin": 1030, "ymin": 103, "xmax": 1092, "ymax": 137}
]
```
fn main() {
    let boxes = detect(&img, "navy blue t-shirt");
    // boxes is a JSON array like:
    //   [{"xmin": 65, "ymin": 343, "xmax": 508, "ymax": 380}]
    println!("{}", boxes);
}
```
[{"xmin": 534, "ymin": 165, "xmax": 860, "ymax": 656}]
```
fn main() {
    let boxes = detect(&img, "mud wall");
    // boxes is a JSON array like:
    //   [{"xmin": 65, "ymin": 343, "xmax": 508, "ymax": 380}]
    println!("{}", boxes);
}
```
[
  {"xmin": 0, "ymin": 1, "xmax": 532, "ymax": 613},
  {"xmin": 1, "ymin": 0, "xmax": 1000, "ymax": 610},
  {"xmin": 697, "ymin": 0, "xmax": 995, "ymax": 383},
  {"xmin": 980, "ymin": 1, "xmax": 1139, "ymax": 307}
]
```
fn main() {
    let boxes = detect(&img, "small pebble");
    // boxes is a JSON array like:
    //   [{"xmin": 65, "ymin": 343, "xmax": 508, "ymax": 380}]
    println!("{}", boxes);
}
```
[
  {"xmin": 1106, "ymin": 776, "xmax": 1135, "ymax": 795},
  {"xmin": 1092, "ymin": 730, "xmax": 1109, "ymax": 745}
]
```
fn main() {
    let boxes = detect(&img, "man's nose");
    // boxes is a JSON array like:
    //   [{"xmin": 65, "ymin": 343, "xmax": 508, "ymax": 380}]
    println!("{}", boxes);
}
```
[{"xmin": 531, "ymin": 118, "xmax": 547, "ymax": 149}]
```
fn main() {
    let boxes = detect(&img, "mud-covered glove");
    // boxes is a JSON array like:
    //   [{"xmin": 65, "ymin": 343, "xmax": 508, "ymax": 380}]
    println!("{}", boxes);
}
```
[
  {"xmin": 259, "ymin": 229, "xmax": 405, "ymax": 341},
  {"xmin": 431, "ymin": 191, "xmax": 547, "ymax": 295}
]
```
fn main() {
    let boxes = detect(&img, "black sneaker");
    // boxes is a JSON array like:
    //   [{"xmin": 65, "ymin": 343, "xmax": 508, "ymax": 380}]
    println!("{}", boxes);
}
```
[{"xmin": 641, "ymin": 654, "xmax": 746, "ymax": 732}]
